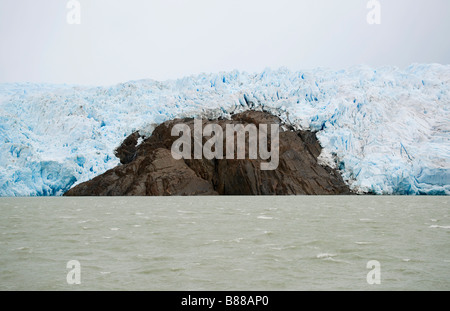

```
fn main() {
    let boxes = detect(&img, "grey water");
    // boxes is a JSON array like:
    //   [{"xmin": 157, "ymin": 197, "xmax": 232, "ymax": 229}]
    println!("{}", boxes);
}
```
[{"xmin": 0, "ymin": 196, "xmax": 449, "ymax": 291}]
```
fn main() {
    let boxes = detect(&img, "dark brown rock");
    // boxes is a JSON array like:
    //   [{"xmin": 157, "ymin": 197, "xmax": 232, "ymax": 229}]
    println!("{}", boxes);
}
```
[
  {"xmin": 114, "ymin": 131, "xmax": 140, "ymax": 164},
  {"xmin": 64, "ymin": 111, "xmax": 352, "ymax": 196}
]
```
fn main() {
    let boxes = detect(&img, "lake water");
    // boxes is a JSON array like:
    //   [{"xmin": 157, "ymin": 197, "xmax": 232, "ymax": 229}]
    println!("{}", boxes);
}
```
[{"xmin": 0, "ymin": 196, "xmax": 449, "ymax": 291}]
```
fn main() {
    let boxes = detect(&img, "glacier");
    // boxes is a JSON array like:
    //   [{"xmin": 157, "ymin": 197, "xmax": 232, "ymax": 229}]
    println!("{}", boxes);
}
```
[{"xmin": 0, "ymin": 64, "xmax": 449, "ymax": 196}]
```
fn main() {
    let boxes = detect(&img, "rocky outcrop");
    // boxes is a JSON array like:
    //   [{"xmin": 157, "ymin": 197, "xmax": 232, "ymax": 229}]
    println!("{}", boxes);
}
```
[{"xmin": 64, "ymin": 111, "xmax": 352, "ymax": 196}]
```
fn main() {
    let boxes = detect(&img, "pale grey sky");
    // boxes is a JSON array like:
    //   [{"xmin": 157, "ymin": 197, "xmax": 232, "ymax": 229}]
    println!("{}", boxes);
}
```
[{"xmin": 0, "ymin": 0, "xmax": 449, "ymax": 86}]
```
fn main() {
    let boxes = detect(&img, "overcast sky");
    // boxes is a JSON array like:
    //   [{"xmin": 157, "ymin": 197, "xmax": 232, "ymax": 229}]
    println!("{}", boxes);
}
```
[{"xmin": 0, "ymin": 0, "xmax": 449, "ymax": 86}]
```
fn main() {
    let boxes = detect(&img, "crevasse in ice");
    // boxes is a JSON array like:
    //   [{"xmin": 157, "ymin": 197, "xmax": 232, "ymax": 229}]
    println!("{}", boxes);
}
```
[{"xmin": 0, "ymin": 64, "xmax": 449, "ymax": 196}]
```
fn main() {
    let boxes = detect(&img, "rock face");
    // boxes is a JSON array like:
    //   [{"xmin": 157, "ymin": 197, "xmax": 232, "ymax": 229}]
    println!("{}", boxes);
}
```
[{"xmin": 64, "ymin": 111, "xmax": 352, "ymax": 196}]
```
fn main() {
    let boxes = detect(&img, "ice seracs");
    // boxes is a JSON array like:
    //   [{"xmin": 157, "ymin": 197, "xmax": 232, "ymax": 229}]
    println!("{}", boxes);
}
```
[{"xmin": 0, "ymin": 64, "xmax": 449, "ymax": 196}]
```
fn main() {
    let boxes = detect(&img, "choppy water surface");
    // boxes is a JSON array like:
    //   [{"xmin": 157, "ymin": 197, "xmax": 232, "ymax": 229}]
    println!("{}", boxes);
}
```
[{"xmin": 0, "ymin": 196, "xmax": 448, "ymax": 290}]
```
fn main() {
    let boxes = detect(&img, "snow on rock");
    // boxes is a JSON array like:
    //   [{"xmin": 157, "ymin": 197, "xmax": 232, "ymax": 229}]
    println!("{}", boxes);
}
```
[{"xmin": 0, "ymin": 64, "xmax": 449, "ymax": 196}]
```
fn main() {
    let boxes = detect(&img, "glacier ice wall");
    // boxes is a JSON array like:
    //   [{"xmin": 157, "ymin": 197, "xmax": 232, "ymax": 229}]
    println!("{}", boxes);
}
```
[{"xmin": 0, "ymin": 64, "xmax": 449, "ymax": 196}]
